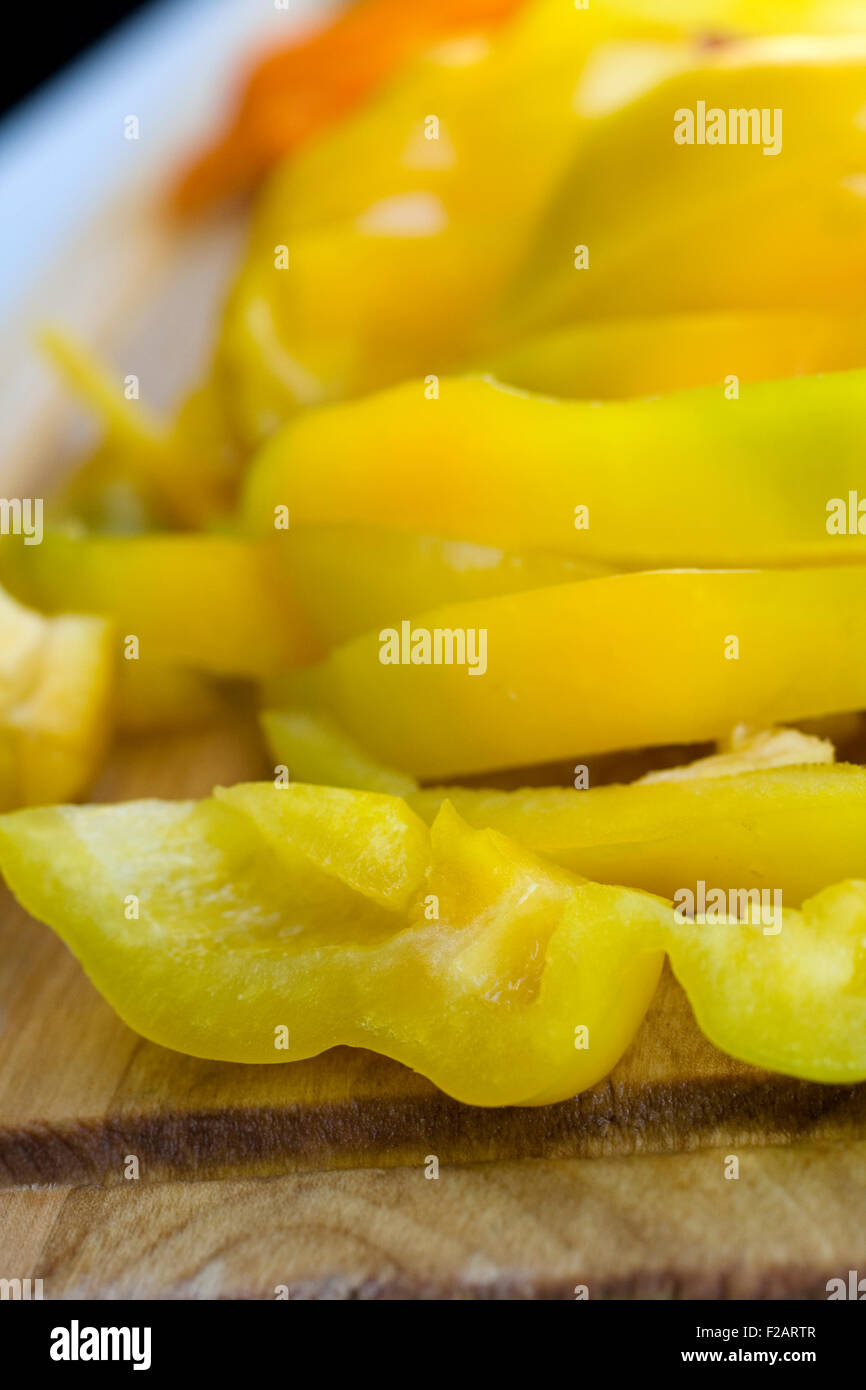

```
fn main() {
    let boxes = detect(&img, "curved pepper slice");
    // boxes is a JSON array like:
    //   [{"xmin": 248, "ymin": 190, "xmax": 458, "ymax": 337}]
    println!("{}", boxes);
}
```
[
  {"xmin": 271, "ymin": 525, "xmax": 608, "ymax": 648},
  {"xmin": 486, "ymin": 310, "xmax": 866, "ymax": 401},
  {"xmin": 212, "ymin": 5, "xmax": 694, "ymax": 434},
  {"xmin": 243, "ymin": 372, "xmax": 866, "ymax": 568},
  {"xmin": 217, "ymin": 29, "xmax": 866, "ymax": 431},
  {"xmin": 1, "ymin": 530, "xmax": 319, "ymax": 680},
  {"xmin": 0, "ymin": 585, "xmax": 111, "ymax": 809},
  {"xmin": 503, "ymin": 38, "xmax": 866, "ymax": 338},
  {"xmin": 259, "ymin": 714, "xmax": 865, "ymax": 906},
  {"xmin": 0, "ymin": 793, "xmax": 665, "ymax": 1106},
  {"xmin": 660, "ymin": 879, "xmax": 866, "ymax": 1083},
  {"xmin": 260, "ymin": 708, "xmax": 419, "ymax": 797},
  {"xmin": 4, "ymin": 785, "xmax": 866, "ymax": 1099},
  {"xmin": 288, "ymin": 568, "xmax": 866, "ymax": 779},
  {"xmin": 408, "ymin": 764, "xmax": 866, "ymax": 906}
]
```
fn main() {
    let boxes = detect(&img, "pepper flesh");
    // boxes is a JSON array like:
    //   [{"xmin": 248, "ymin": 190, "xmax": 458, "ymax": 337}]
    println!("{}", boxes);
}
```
[
  {"xmin": 0, "ymin": 585, "xmax": 112, "ymax": 810},
  {"xmin": 290, "ymin": 568, "xmax": 866, "ymax": 779},
  {"xmin": 212, "ymin": 3, "xmax": 694, "ymax": 435},
  {"xmin": 1, "ymin": 531, "xmax": 319, "ymax": 679},
  {"xmin": 216, "ymin": 30, "xmax": 866, "ymax": 433},
  {"xmin": 0, "ymin": 794, "xmax": 665, "ymax": 1106},
  {"xmin": 261, "ymin": 708, "xmax": 419, "ymax": 797},
  {"xmin": 40, "ymin": 329, "xmax": 235, "ymax": 527},
  {"xmin": 3, "ymin": 785, "xmax": 866, "ymax": 1102},
  {"xmin": 408, "ymin": 765, "xmax": 866, "ymax": 906},
  {"xmin": 503, "ymin": 38, "xmax": 866, "ymax": 339},
  {"xmin": 485, "ymin": 311, "xmax": 866, "ymax": 401},
  {"xmin": 243, "ymin": 372, "xmax": 866, "ymax": 569},
  {"xmin": 271, "ymin": 525, "xmax": 608, "ymax": 649}
]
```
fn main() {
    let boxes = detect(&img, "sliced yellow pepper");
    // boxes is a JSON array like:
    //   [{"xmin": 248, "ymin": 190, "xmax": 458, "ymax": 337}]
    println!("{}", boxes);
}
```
[
  {"xmin": 660, "ymin": 878, "xmax": 866, "ymax": 1083},
  {"xmin": 1, "ymin": 530, "xmax": 319, "ymax": 679},
  {"xmin": 260, "ymin": 708, "xmax": 419, "ymax": 797},
  {"xmin": 217, "ymin": 24, "xmax": 866, "ymax": 433},
  {"xmin": 260, "ymin": 708, "xmax": 857, "ymax": 902},
  {"xmin": 502, "ymin": 39, "xmax": 866, "ymax": 338},
  {"xmin": 486, "ymin": 311, "xmax": 866, "ymax": 400},
  {"xmin": 272, "ymin": 525, "xmax": 608, "ymax": 648},
  {"xmin": 214, "ymin": 0, "xmax": 651, "ymax": 433},
  {"xmin": 3, "ymin": 784, "xmax": 866, "ymax": 1101},
  {"xmin": 244, "ymin": 372, "xmax": 866, "ymax": 569},
  {"xmin": 408, "ymin": 764, "xmax": 866, "ymax": 906},
  {"xmin": 0, "ymin": 793, "xmax": 665, "ymax": 1106},
  {"xmin": 290, "ymin": 568, "xmax": 866, "ymax": 779},
  {"xmin": 0, "ymin": 584, "xmax": 112, "ymax": 809}
]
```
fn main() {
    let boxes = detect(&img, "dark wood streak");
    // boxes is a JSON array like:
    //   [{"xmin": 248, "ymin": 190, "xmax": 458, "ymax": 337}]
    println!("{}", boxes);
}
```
[{"xmin": 3, "ymin": 1073, "xmax": 866, "ymax": 1189}]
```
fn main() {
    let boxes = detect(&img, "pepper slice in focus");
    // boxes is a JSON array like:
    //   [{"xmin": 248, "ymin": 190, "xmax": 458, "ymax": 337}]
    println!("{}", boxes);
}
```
[
  {"xmin": 288, "ymin": 568, "xmax": 866, "ymax": 779},
  {"xmin": 0, "ymin": 793, "xmax": 666, "ymax": 1106},
  {"xmin": 3, "ymin": 785, "xmax": 866, "ymax": 1102}
]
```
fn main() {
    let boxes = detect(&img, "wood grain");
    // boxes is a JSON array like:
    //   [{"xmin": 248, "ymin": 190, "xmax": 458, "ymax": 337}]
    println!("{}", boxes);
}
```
[
  {"xmin": 4, "ymin": 1141, "xmax": 866, "ymax": 1300},
  {"xmin": 1, "ymin": 714, "xmax": 865, "ymax": 1191}
]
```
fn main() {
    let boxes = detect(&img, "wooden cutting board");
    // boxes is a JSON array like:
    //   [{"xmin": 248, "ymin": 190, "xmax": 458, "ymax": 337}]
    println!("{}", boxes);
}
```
[
  {"xmin": 2, "ymin": 173, "xmax": 865, "ymax": 1302},
  {"xmin": 2, "ymin": 712, "xmax": 866, "ymax": 1300}
]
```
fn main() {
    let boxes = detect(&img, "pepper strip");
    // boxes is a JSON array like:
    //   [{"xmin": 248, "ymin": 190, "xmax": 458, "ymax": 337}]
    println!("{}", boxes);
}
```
[
  {"xmin": 270, "ymin": 525, "xmax": 609, "ymax": 649},
  {"xmin": 3, "ymin": 787, "xmax": 866, "ymax": 1102},
  {"xmin": 503, "ymin": 38, "xmax": 866, "ymax": 338},
  {"xmin": 220, "ymin": 36, "xmax": 866, "ymax": 430},
  {"xmin": 243, "ymin": 373, "xmax": 866, "ymax": 569},
  {"xmin": 261, "ymin": 709, "xmax": 419, "ymax": 797},
  {"xmin": 408, "ymin": 765, "xmax": 866, "ymax": 907},
  {"xmin": 485, "ymin": 311, "xmax": 866, "ymax": 401},
  {"xmin": 287, "ymin": 568, "xmax": 866, "ymax": 779},
  {"xmin": 260, "ymin": 708, "xmax": 866, "ymax": 905},
  {"xmin": 0, "ymin": 794, "xmax": 665, "ymax": 1106},
  {"xmin": 1, "ymin": 531, "xmax": 319, "ymax": 680}
]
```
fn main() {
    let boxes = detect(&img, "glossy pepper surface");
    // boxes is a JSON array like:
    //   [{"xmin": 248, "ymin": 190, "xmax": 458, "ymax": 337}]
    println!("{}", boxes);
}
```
[
  {"xmin": 244, "ymin": 372, "xmax": 866, "ymax": 569},
  {"xmin": 289, "ymin": 568, "xmax": 866, "ymax": 779},
  {"xmin": 2, "ymin": 784, "xmax": 866, "ymax": 1103}
]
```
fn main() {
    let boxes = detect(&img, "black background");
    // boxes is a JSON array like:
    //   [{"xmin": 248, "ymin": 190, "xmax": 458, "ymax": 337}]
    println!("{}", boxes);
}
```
[{"xmin": 4, "ymin": 1, "xmax": 152, "ymax": 116}]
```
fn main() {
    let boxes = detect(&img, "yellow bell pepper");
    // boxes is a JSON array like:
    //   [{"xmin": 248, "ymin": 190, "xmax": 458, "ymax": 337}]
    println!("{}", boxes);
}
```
[
  {"xmin": 501, "ymin": 38, "xmax": 866, "ymax": 340},
  {"xmin": 288, "ymin": 568, "xmax": 866, "ymax": 778},
  {"xmin": 244, "ymin": 372, "xmax": 866, "ymax": 569},
  {"xmin": 0, "ymin": 792, "xmax": 665, "ymax": 1106},
  {"xmin": 486, "ymin": 310, "xmax": 866, "ymax": 400},
  {"xmin": 408, "ymin": 764, "xmax": 866, "ymax": 906},
  {"xmin": 1, "ymin": 530, "xmax": 319, "ymax": 680},
  {"xmin": 660, "ymin": 878, "xmax": 866, "ymax": 1083},
  {"xmin": 261, "ymin": 708, "xmax": 419, "ymax": 797},
  {"xmin": 271, "ymin": 525, "xmax": 608, "ymax": 649},
  {"xmin": 261, "ymin": 706, "xmax": 866, "ymax": 902},
  {"xmin": 2, "ymin": 784, "xmax": 866, "ymax": 1101},
  {"xmin": 216, "ymin": 20, "xmax": 866, "ymax": 434},
  {"xmin": 213, "ymin": 0, "xmax": 641, "ymax": 434},
  {"xmin": 0, "ymin": 584, "xmax": 112, "ymax": 809}
]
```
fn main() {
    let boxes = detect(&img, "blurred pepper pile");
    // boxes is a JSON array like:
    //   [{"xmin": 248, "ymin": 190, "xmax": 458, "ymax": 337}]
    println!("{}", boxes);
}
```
[{"xmin": 2, "ymin": 0, "xmax": 866, "ymax": 1106}]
